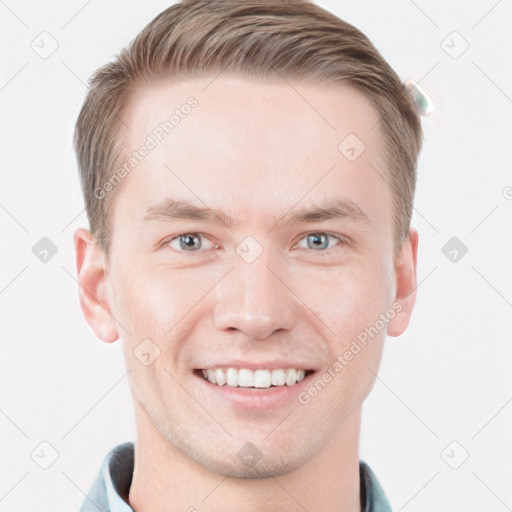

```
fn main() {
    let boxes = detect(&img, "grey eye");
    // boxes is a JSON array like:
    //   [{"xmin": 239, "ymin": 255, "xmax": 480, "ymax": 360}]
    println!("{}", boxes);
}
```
[
  {"xmin": 179, "ymin": 233, "xmax": 201, "ymax": 250},
  {"xmin": 306, "ymin": 233, "xmax": 330, "ymax": 250},
  {"xmin": 168, "ymin": 233, "xmax": 206, "ymax": 251},
  {"xmin": 295, "ymin": 232, "xmax": 345, "ymax": 252}
]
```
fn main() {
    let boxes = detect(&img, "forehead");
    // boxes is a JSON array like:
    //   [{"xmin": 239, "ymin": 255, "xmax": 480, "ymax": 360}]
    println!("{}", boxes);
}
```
[
  {"xmin": 120, "ymin": 76, "xmax": 382, "ymax": 152},
  {"xmin": 111, "ymin": 76, "xmax": 390, "ymax": 236}
]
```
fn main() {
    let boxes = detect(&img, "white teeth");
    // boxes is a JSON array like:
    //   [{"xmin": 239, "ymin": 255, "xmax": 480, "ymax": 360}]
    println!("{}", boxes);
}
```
[
  {"xmin": 254, "ymin": 369, "xmax": 272, "ymax": 388},
  {"xmin": 238, "ymin": 368, "xmax": 254, "ymax": 387},
  {"xmin": 200, "ymin": 367, "xmax": 309, "ymax": 388},
  {"xmin": 206, "ymin": 369, "xmax": 216, "ymax": 384},
  {"xmin": 226, "ymin": 367, "xmax": 238, "ymax": 387},
  {"xmin": 271, "ymin": 369, "xmax": 286, "ymax": 386},
  {"xmin": 285, "ymin": 368, "xmax": 297, "ymax": 386},
  {"xmin": 214, "ymin": 368, "xmax": 226, "ymax": 386}
]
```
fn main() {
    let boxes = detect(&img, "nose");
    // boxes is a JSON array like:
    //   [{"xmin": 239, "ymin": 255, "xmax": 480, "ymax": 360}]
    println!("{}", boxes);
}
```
[{"xmin": 212, "ymin": 250, "xmax": 298, "ymax": 340}]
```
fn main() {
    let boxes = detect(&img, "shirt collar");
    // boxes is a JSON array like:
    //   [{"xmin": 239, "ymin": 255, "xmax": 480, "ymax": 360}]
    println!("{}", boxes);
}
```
[
  {"xmin": 80, "ymin": 442, "xmax": 393, "ymax": 512},
  {"xmin": 359, "ymin": 459, "xmax": 394, "ymax": 512}
]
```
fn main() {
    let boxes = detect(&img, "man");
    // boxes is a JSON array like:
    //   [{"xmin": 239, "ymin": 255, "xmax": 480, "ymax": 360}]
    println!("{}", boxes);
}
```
[{"xmin": 73, "ymin": 0, "xmax": 423, "ymax": 510}]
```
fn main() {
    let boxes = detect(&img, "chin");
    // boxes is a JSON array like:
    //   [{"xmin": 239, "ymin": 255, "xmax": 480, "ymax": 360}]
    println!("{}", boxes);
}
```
[
  {"xmin": 181, "ymin": 433, "xmax": 318, "ymax": 480},
  {"xmin": 201, "ymin": 450, "xmax": 306, "ymax": 479}
]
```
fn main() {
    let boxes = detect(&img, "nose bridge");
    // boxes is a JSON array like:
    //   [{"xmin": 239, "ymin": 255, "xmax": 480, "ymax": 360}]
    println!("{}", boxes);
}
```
[{"xmin": 212, "ymin": 246, "xmax": 297, "ymax": 339}]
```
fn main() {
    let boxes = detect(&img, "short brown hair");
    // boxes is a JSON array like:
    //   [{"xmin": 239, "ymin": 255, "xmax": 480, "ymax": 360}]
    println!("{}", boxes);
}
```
[{"xmin": 73, "ymin": 0, "xmax": 423, "ymax": 256}]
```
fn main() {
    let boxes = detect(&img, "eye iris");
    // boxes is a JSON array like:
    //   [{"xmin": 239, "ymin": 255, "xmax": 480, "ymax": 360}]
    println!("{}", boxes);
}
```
[
  {"xmin": 307, "ymin": 233, "xmax": 329, "ymax": 250},
  {"xmin": 180, "ymin": 234, "xmax": 201, "ymax": 250}
]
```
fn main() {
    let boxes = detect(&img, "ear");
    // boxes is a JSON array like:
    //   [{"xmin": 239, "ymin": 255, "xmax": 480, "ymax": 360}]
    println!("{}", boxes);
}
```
[
  {"xmin": 387, "ymin": 227, "xmax": 419, "ymax": 337},
  {"xmin": 73, "ymin": 227, "xmax": 119, "ymax": 343}
]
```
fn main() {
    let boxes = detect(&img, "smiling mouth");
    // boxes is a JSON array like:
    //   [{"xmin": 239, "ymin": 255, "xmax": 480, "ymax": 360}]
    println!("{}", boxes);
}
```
[{"xmin": 194, "ymin": 368, "xmax": 315, "ymax": 389}]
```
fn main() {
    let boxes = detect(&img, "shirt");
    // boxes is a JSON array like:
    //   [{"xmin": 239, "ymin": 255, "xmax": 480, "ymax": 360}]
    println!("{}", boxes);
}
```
[{"xmin": 79, "ymin": 442, "xmax": 393, "ymax": 512}]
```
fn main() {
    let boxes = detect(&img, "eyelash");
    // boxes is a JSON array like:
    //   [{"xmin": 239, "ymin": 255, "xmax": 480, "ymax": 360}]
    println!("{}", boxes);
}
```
[{"xmin": 163, "ymin": 231, "xmax": 349, "ymax": 254}]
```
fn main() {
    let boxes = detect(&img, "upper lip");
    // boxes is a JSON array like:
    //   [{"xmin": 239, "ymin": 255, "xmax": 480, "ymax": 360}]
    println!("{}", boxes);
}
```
[{"xmin": 196, "ymin": 360, "xmax": 317, "ymax": 371}]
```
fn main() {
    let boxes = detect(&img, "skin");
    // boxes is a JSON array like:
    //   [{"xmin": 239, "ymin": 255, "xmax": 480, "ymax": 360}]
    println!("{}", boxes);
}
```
[{"xmin": 74, "ymin": 76, "xmax": 418, "ymax": 512}]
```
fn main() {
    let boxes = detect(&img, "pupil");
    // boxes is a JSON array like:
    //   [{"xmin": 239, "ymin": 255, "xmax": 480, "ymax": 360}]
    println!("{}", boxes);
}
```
[
  {"xmin": 310, "ymin": 233, "xmax": 327, "ymax": 250},
  {"xmin": 181, "ymin": 234, "xmax": 199, "ymax": 250}
]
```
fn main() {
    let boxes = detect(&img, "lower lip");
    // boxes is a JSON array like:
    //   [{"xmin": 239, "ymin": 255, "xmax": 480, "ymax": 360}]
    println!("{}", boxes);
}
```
[{"xmin": 194, "ymin": 371, "xmax": 316, "ymax": 410}]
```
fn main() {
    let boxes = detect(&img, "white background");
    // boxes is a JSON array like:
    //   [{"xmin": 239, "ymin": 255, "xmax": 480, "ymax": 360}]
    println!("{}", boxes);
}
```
[{"xmin": 1, "ymin": 0, "xmax": 511, "ymax": 510}]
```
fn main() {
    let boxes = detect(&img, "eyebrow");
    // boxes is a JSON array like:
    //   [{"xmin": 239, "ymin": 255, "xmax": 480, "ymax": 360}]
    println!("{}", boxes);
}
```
[{"xmin": 143, "ymin": 197, "xmax": 372, "ymax": 230}]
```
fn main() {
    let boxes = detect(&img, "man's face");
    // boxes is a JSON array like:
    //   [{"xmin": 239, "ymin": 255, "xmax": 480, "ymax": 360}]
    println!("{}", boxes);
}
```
[{"xmin": 92, "ymin": 77, "xmax": 412, "ymax": 477}]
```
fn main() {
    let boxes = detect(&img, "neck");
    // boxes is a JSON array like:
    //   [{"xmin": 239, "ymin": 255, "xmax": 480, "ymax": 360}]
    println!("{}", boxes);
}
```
[{"xmin": 128, "ymin": 402, "xmax": 362, "ymax": 512}]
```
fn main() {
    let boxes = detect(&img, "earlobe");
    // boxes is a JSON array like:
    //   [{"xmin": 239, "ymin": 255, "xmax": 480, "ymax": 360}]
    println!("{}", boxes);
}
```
[
  {"xmin": 73, "ymin": 227, "xmax": 119, "ymax": 343},
  {"xmin": 387, "ymin": 228, "xmax": 419, "ymax": 337}
]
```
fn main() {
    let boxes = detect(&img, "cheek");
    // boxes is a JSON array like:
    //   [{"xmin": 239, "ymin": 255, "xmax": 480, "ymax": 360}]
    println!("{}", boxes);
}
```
[
  {"xmin": 112, "ymin": 261, "xmax": 224, "ymax": 352},
  {"xmin": 112, "ymin": 264, "xmax": 185, "ymax": 341},
  {"xmin": 293, "ymin": 261, "xmax": 390, "ymax": 341},
  {"xmin": 112, "ymin": 264, "xmax": 206, "ymax": 405}
]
